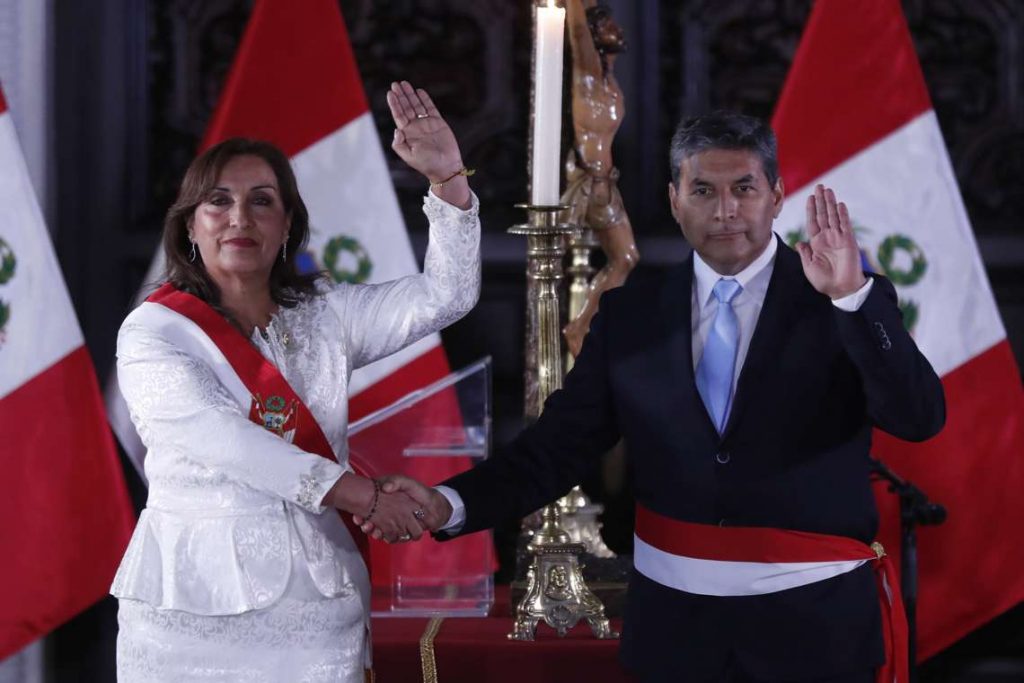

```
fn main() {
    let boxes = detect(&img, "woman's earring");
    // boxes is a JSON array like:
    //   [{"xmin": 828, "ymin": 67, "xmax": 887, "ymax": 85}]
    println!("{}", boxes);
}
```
[
  {"xmin": 282, "ymin": 240, "xmax": 288, "ymax": 262},
  {"xmin": 189, "ymin": 240, "xmax": 197, "ymax": 263}
]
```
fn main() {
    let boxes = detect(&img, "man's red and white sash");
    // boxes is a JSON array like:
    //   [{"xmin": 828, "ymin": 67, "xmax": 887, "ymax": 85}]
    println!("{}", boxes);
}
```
[
  {"xmin": 635, "ymin": 503, "xmax": 907, "ymax": 683},
  {"xmin": 634, "ymin": 506, "xmax": 868, "ymax": 596}
]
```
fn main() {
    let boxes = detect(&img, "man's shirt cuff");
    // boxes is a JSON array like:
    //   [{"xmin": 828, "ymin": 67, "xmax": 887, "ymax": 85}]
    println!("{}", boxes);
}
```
[
  {"xmin": 434, "ymin": 485, "xmax": 466, "ymax": 533},
  {"xmin": 831, "ymin": 277, "xmax": 874, "ymax": 312}
]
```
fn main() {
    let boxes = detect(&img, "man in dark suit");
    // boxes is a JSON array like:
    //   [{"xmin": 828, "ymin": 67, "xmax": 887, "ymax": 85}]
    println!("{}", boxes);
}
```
[{"xmin": 360, "ymin": 111, "xmax": 945, "ymax": 682}]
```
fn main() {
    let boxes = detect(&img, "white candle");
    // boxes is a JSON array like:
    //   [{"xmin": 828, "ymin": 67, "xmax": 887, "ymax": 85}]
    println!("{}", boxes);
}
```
[{"xmin": 531, "ymin": 0, "xmax": 565, "ymax": 206}]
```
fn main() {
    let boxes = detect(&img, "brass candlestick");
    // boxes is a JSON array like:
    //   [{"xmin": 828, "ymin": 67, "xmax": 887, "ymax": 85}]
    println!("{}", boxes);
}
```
[
  {"xmin": 509, "ymin": 506, "xmax": 617, "ymax": 640},
  {"xmin": 509, "ymin": 204, "xmax": 571, "ymax": 425},
  {"xmin": 507, "ymin": 204, "xmax": 617, "ymax": 641}
]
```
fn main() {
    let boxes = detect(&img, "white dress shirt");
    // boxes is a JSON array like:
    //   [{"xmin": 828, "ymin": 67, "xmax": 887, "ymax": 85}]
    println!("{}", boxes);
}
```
[{"xmin": 437, "ymin": 235, "xmax": 873, "ymax": 533}]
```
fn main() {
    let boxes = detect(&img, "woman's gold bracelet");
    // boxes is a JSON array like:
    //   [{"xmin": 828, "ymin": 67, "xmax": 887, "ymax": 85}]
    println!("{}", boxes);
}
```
[{"xmin": 430, "ymin": 166, "xmax": 475, "ymax": 190}]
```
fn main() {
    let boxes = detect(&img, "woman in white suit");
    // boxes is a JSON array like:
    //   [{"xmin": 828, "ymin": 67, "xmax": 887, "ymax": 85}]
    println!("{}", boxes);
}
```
[{"xmin": 111, "ymin": 82, "xmax": 478, "ymax": 682}]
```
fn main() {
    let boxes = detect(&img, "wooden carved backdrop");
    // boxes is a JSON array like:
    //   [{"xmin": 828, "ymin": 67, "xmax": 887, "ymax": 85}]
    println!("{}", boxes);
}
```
[{"xmin": 144, "ymin": 0, "xmax": 1024, "ymax": 232}]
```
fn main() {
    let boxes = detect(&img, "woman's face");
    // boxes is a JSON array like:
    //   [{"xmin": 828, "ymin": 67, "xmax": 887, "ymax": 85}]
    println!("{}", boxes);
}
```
[{"xmin": 189, "ymin": 154, "xmax": 291, "ymax": 286}]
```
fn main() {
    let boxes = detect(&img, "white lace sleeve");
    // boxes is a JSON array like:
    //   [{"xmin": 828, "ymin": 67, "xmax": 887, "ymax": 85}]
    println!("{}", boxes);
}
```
[
  {"xmin": 116, "ymin": 321, "xmax": 347, "ymax": 513},
  {"xmin": 328, "ymin": 190, "xmax": 481, "ymax": 369}
]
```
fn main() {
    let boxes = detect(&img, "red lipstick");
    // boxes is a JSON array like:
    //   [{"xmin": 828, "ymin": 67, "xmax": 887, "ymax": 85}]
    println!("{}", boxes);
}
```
[{"xmin": 223, "ymin": 238, "xmax": 258, "ymax": 247}]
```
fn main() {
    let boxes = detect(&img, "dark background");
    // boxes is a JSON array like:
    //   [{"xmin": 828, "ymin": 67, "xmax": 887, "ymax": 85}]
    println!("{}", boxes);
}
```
[{"xmin": 43, "ymin": 1, "xmax": 1023, "ymax": 680}]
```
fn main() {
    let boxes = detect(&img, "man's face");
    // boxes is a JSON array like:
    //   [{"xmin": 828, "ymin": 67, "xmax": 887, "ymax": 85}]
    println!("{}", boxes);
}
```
[{"xmin": 668, "ymin": 148, "xmax": 784, "ymax": 275}]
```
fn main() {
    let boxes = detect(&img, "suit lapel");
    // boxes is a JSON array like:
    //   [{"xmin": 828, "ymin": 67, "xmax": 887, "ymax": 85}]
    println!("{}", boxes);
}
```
[{"xmin": 721, "ymin": 237, "xmax": 807, "ymax": 440}]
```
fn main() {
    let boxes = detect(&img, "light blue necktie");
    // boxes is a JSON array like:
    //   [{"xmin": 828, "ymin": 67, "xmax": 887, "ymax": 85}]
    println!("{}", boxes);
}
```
[{"xmin": 696, "ymin": 279, "xmax": 743, "ymax": 433}]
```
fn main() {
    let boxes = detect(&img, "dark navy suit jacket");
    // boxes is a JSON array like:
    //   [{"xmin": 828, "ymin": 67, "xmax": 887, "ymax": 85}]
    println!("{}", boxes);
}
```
[{"xmin": 441, "ymin": 238, "xmax": 945, "ymax": 681}]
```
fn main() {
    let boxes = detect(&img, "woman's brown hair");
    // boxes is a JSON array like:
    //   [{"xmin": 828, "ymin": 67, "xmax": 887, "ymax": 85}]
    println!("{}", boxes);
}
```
[{"xmin": 162, "ymin": 138, "xmax": 321, "ymax": 311}]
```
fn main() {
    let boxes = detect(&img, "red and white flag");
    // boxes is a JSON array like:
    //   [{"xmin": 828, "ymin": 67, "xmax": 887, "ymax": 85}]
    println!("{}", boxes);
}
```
[
  {"xmin": 108, "ymin": 0, "xmax": 457, "ymax": 472},
  {"xmin": 0, "ymin": 85, "xmax": 135, "ymax": 659},
  {"xmin": 772, "ymin": 0, "xmax": 1024, "ymax": 658}
]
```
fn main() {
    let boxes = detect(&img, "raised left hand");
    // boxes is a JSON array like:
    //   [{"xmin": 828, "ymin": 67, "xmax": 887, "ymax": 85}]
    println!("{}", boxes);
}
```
[
  {"xmin": 386, "ymin": 81, "xmax": 464, "ymax": 185},
  {"xmin": 796, "ymin": 184, "xmax": 867, "ymax": 299}
]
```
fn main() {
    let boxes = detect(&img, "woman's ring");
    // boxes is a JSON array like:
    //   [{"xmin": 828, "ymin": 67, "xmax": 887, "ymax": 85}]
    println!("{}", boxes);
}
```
[
  {"xmin": 416, "ymin": 113, "xmax": 429, "ymax": 119},
  {"xmin": 398, "ymin": 533, "xmax": 412, "ymax": 542},
  {"xmin": 413, "ymin": 509, "xmax": 426, "ymax": 520}
]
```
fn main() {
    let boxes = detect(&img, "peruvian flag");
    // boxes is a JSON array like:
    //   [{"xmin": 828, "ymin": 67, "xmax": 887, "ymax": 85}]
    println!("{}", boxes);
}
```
[
  {"xmin": 107, "ymin": 0, "xmax": 489, "ymax": 586},
  {"xmin": 194, "ymin": 0, "xmax": 453, "ymax": 424},
  {"xmin": 772, "ymin": 0, "xmax": 1024, "ymax": 659},
  {"xmin": 0, "ymin": 85, "xmax": 135, "ymax": 659},
  {"xmin": 108, "ymin": 0, "xmax": 452, "ymax": 464},
  {"xmin": 108, "ymin": 0, "xmax": 454, "ymax": 469}
]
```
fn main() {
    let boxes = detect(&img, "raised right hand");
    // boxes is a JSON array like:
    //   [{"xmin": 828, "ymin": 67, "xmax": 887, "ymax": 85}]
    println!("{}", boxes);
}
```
[{"xmin": 796, "ymin": 184, "xmax": 867, "ymax": 299}]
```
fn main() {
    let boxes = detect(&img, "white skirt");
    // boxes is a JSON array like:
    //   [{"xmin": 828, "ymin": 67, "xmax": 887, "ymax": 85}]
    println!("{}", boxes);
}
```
[{"xmin": 116, "ymin": 559, "xmax": 369, "ymax": 683}]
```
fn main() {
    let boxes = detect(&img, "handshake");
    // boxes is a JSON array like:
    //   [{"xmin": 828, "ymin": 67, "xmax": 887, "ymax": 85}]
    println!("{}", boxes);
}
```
[{"xmin": 325, "ymin": 473, "xmax": 453, "ymax": 544}]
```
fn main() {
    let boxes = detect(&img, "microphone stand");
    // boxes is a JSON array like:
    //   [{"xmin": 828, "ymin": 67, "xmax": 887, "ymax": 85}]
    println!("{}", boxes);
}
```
[{"xmin": 869, "ymin": 457, "xmax": 947, "ymax": 683}]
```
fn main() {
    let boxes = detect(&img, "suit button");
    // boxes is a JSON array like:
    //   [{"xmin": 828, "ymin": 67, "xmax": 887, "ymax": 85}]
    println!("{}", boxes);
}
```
[{"xmin": 716, "ymin": 451, "xmax": 731, "ymax": 464}]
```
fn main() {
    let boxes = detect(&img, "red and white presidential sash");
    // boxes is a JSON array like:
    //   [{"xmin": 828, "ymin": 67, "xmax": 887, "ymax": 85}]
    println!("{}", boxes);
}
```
[
  {"xmin": 635, "ymin": 503, "xmax": 907, "ymax": 683},
  {"xmin": 141, "ymin": 283, "xmax": 370, "ymax": 562},
  {"xmin": 147, "ymin": 283, "xmax": 333, "ymax": 455}
]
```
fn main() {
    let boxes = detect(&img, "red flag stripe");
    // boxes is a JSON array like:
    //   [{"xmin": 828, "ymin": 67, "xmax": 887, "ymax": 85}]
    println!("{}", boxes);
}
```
[
  {"xmin": 872, "ymin": 340, "xmax": 1024, "ymax": 659},
  {"xmin": 771, "ymin": 0, "xmax": 932, "ymax": 194},
  {"xmin": 348, "ymin": 345, "xmax": 453, "ymax": 424},
  {"xmin": 0, "ymin": 347, "xmax": 135, "ymax": 659},
  {"xmin": 199, "ymin": 0, "xmax": 368, "ymax": 155}
]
